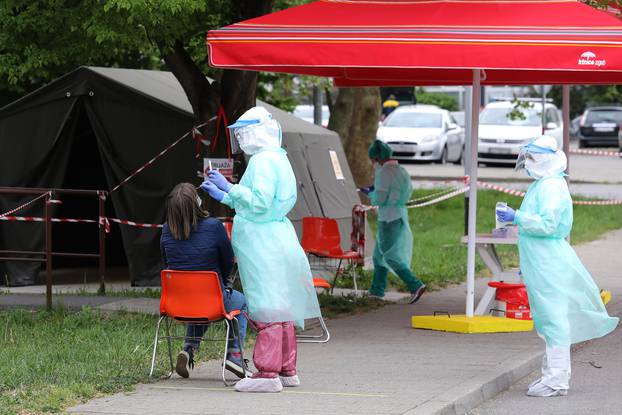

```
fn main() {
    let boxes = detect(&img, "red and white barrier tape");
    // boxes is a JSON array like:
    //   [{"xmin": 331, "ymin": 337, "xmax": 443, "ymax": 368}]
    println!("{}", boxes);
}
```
[
  {"xmin": 0, "ymin": 192, "xmax": 50, "ymax": 218},
  {"xmin": 0, "ymin": 215, "xmax": 96, "ymax": 224},
  {"xmin": 475, "ymin": 179, "xmax": 622, "ymax": 205},
  {"xmin": 107, "ymin": 217, "xmax": 163, "ymax": 228},
  {"xmin": 0, "ymin": 215, "xmax": 163, "ymax": 229},
  {"xmin": 109, "ymin": 122, "xmax": 208, "ymax": 194},
  {"xmin": 363, "ymin": 184, "xmax": 469, "ymax": 211},
  {"xmin": 408, "ymin": 186, "xmax": 462, "ymax": 203},
  {"xmin": 476, "ymin": 181, "xmax": 526, "ymax": 197},
  {"xmin": 407, "ymin": 186, "xmax": 469, "ymax": 209},
  {"xmin": 569, "ymin": 148, "xmax": 622, "ymax": 157},
  {"xmin": 572, "ymin": 199, "xmax": 622, "ymax": 205}
]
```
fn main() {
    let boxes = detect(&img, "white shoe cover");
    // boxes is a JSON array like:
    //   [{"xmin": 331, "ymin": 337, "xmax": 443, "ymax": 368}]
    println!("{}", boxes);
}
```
[
  {"xmin": 527, "ymin": 381, "xmax": 568, "ymax": 397},
  {"xmin": 279, "ymin": 374, "xmax": 300, "ymax": 387},
  {"xmin": 234, "ymin": 377, "xmax": 283, "ymax": 393}
]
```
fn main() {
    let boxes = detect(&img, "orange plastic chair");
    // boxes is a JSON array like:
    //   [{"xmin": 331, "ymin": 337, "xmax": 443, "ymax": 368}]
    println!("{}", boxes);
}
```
[
  {"xmin": 149, "ymin": 270, "xmax": 247, "ymax": 385},
  {"xmin": 222, "ymin": 220, "xmax": 233, "ymax": 241},
  {"xmin": 301, "ymin": 217, "xmax": 362, "ymax": 292}
]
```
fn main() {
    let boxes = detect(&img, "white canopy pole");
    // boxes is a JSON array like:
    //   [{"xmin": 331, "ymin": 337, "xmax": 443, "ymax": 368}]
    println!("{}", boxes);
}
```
[
  {"xmin": 463, "ymin": 86, "xmax": 473, "ymax": 235},
  {"xmin": 466, "ymin": 69, "xmax": 481, "ymax": 318},
  {"xmin": 562, "ymin": 85, "xmax": 571, "ymax": 176}
]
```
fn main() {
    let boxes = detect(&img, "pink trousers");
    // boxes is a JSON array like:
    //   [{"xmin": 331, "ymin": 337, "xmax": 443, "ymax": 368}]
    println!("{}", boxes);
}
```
[{"xmin": 250, "ymin": 321, "xmax": 297, "ymax": 379}]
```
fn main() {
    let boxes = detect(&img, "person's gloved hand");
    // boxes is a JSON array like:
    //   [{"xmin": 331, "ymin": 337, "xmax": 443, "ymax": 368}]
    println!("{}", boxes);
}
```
[
  {"xmin": 207, "ymin": 170, "xmax": 233, "ymax": 192},
  {"xmin": 496, "ymin": 206, "xmax": 516, "ymax": 223},
  {"xmin": 200, "ymin": 180, "xmax": 225, "ymax": 202},
  {"xmin": 358, "ymin": 185, "xmax": 375, "ymax": 195}
]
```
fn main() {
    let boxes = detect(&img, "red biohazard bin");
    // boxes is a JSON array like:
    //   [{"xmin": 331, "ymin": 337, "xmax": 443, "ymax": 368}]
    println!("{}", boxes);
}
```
[{"xmin": 488, "ymin": 281, "xmax": 532, "ymax": 320}]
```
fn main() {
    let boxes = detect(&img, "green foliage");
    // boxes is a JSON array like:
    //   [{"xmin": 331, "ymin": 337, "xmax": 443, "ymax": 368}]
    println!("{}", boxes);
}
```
[
  {"xmin": 257, "ymin": 73, "xmax": 300, "ymax": 112},
  {"xmin": 506, "ymin": 99, "xmax": 536, "ymax": 121},
  {"xmin": 550, "ymin": 85, "xmax": 622, "ymax": 118},
  {"xmin": 0, "ymin": 0, "xmax": 308, "ymax": 107},
  {"xmin": 414, "ymin": 88, "xmax": 459, "ymax": 111}
]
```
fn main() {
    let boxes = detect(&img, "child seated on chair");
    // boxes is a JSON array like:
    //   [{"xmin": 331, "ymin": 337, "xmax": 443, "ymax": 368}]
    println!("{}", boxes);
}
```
[{"xmin": 160, "ymin": 182, "xmax": 249, "ymax": 379}]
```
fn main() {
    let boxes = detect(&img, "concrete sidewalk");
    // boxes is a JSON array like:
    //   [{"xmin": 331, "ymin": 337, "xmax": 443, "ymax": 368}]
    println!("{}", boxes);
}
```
[{"xmin": 14, "ymin": 229, "xmax": 622, "ymax": 415}]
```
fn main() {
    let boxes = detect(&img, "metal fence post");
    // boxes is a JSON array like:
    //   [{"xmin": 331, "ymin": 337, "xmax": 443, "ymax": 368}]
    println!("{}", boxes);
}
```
[
  {"xmin": 98, "ymin": 192, "xmax": 106, "ymax": 295},
  {"xmin": 45, "ymin": 192, "xmax": 52, "ymax": 310}
]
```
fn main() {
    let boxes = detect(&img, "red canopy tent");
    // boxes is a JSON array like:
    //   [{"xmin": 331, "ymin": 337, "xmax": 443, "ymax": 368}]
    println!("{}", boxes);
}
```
[
  {"xmin": 207, "ymin": 0, "xmax": 622, "ymax": 319},
  {"xmin": 208, "ymin": 0, "xmax": 622, "ymax": 85}
]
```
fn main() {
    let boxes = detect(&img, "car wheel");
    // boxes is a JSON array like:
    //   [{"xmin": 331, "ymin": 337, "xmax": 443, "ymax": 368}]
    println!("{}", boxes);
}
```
[{"xmin": 437, "ymin": 145, "xmax": 448, "ymax": 165}]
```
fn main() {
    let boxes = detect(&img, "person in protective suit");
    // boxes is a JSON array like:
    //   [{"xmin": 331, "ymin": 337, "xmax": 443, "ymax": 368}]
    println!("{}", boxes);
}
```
[
  {"xmin": 496, "ymin": 135, "xmax": 619, "ymax": 397},
  {"xmin": 360, "ymin": 140, "xmax": 426, "ymax": 304},
  {"xmin": 201, "ymin": 106, "xmax": 321, "ymax": 393}
]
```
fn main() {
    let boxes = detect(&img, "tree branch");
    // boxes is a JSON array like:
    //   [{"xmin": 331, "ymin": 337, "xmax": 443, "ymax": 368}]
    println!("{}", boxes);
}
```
[{"xmin": 159, "ymin": 39, "xmax": 217, "ymax": 120}]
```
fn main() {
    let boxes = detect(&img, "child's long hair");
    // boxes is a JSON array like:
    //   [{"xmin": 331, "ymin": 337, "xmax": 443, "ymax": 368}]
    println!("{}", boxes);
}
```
[{"xmin": 165, "ymin": 183, "xmax": 208, "ymax": 240}]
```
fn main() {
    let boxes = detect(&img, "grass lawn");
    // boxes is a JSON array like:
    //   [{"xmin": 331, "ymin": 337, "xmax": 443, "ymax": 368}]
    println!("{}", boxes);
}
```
[
  {"xmin": 0, "ymin": 294, "xmax": 384, "ymax": 415},
  {"xmin": 336, "ymin": 188, "xmax": 622, "ymax": 292},
  {"xmin": 0, "ymin": 307, "xmax": 226, "ymax": 415}
]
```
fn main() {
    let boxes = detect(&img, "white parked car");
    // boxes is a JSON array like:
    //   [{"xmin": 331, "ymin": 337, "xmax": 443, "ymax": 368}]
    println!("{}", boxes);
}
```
[
  {"xmin": 376, "ymin": 105, "xmax": 464, "ymax": 164},
  {"xmin": 478, "ymin": 100, "xmax": 563, "ymax": 165},
  {"xmin": 293, "ymin": 104, "xmax": 330, "ymax": 127}
]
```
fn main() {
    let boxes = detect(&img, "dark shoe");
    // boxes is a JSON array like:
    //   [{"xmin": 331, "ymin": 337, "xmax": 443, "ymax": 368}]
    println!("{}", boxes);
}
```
[
  {"xmin": 175, "ymin": 349, "xmax": 194, "ymax": 378},
  {"xmin": 409, "ymin": 284, "xmax": 427, "ymax": 304},
  {"xmin": 225, "ymin": 352, "xmax": 252, "ymax": 378}
]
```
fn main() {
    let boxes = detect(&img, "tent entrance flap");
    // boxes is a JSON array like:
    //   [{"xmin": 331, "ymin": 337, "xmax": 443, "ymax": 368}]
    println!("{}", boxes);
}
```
[{"xmin": 52, "ymin": 105, "xmax": 127, "ymax": 273}]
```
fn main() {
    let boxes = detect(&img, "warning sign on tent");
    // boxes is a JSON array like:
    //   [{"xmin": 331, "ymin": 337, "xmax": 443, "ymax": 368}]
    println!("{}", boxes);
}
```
[
  {"xmin": 329, "ymin": 150, "xmax": 344, "ymax": 180},
  {"xmin": 204, "ymin": 158, "xmax": 235, "ymax": 181}
]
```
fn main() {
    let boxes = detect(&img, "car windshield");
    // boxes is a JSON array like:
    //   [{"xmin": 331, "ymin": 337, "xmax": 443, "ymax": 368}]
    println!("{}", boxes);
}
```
[
  {"xmin": 585, "ymin": 110, "xmax": 622, "ymax": 124},
  {"xmin": 384, "ymin": 111, "xmax": 442, "ymax": 128},
  {"xmin": 480, "ymin": 107, "xmax": 541, "ymax": 127}
]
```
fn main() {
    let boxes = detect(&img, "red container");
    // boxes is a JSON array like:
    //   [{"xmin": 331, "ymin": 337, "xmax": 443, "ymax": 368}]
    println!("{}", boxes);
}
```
[{"xmin": 488, "ymin": 281, "xmax": 532, "ymax": 320}]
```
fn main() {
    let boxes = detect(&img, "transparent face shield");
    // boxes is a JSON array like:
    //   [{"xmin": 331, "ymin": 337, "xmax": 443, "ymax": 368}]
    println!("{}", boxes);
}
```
[
  {"xmin": 227, "ymin": 119, "xmax": 261, "ymax": 155},
  {"xmin": 515, "ymin": 149, "xmax": 535, "ymax": 171},
  {"xmin": 515, "ymin": 143, "xmax": 556, "ymax": 171}
]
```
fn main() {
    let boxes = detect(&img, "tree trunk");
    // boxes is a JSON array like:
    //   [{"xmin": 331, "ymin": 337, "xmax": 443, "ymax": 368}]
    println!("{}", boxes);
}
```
[
  {"xmin": 159, "ymin": 0, "xmax": 272, "ymax": 214},
  {"xmin": 328, "ymin": 87, "xmax": 381, "ymax": 187}
]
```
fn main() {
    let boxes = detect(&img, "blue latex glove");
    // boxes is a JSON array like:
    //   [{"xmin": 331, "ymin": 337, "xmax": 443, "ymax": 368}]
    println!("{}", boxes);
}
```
[
  {"xmin": 207, "ymin": 170, "xmax": 233, "ymax": 192},
  {"xmin": 200, "ymin": 180, "xmax": 225, "ymax": 202},
  {"xmin": 496, "ymin": 206, "xmax": 516, "ymax": 223},
  {"xmin": 358, "ymin": 185, "xmax": 375, "ymax": 195}
]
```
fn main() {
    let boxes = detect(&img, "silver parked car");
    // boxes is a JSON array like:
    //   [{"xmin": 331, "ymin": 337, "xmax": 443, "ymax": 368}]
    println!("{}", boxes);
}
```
[
  {"xmin": 376, "ymin": 105, "xmax": 464, "ymax": 164},
  {"xmin": 478, "ymin": 100, "xmax": 563, "ymax": 165}
]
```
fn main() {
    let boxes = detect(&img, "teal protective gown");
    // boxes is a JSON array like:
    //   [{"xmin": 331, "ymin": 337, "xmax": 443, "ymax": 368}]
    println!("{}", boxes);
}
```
[
  {"xmin": 515, "ymin": 174, "xmax": 619, "ymax": 346},
  {"xmin": 222, "ymin": 148, "xmax": 320, "ymax": 328},
  {"xmin": 369, "ymin": 162, "xmax": 422, "ymax": 294}
]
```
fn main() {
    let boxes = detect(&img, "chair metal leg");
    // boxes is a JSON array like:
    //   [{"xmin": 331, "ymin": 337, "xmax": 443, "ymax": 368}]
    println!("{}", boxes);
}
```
[
  {"xmin": 164, "ymin": 317, "xmax": 174, "ymax": 378},
  {"xmin": 296, "ymin": 315, "xmax": 330, "ymax": 343},
  {"xmin": 351, "ymin": 261, "xmax": 359, "ymax": 293},
  {"xmin": 232, "ymin": 317, "xmax": 250, "ymax": 376},
  {"xmin": 149, "ymin": 315, "xmax": 166, "ymax": 378},
  {"xmin": 221, "ymin": 319, "xmax": 237, "ymax": 386}
]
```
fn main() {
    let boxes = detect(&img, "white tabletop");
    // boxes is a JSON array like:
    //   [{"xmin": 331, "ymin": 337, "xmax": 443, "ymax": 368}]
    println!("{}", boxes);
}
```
[{"xmin": 460, "ymin": 234, "xmax": 518, "ymax": 245}]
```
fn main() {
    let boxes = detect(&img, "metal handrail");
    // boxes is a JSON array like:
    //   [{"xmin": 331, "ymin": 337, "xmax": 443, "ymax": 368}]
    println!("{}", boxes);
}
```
[{"xmin": 0, "ymin": 187, "xmax": 107, "ymax": 308}]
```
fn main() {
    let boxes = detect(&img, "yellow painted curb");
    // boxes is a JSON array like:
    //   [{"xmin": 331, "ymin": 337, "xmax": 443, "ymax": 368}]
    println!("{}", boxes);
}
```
[
  {"xmin": 601, "ymin": 290, "xmax": 612, "ymax": 306},
  {"xmin": 412, "ymin": 315, "xmax": 534, "ymax": 333}
]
